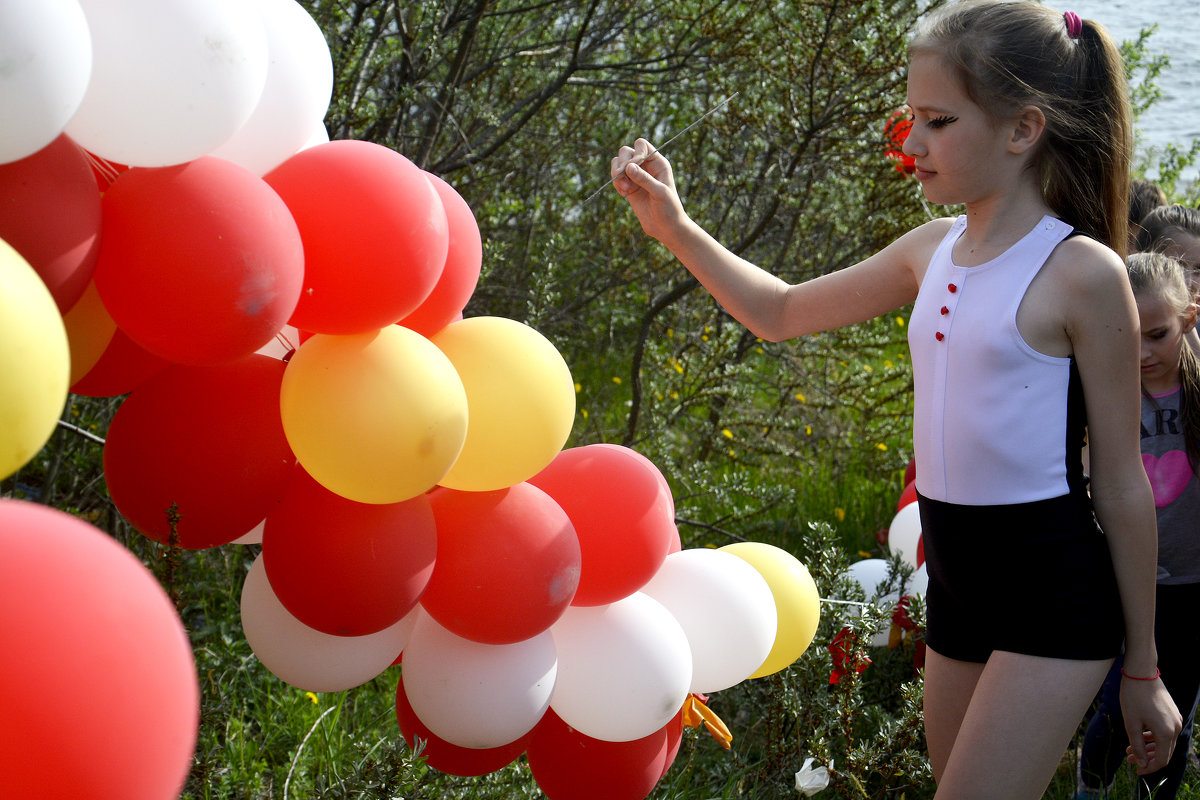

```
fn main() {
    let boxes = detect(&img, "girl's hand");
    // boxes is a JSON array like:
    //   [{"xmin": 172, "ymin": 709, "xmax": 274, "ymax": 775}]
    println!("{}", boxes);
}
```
[
  {"xmin": 1120, "ymin": 675, "xmax": 1182, "ymax": 774},
  {"xmin": 610, "ymin": 138, "xmax": 689, "ymax": 244}
]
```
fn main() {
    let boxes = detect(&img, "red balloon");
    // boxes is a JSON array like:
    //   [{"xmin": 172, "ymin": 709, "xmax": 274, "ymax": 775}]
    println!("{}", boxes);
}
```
[
  {"xmin": 93, "ymin": 157, "xmax": 305, "ymax": 365},
  {"xmin": 264, "ymin": 140, "xmax": 449, "ymax": 334},
  {"xmin": 262, "ymin": 469, "xmax": 437, "ymax": 636},
  {"xmin": 526, "ymin": 708, "xmax": 683, "ymax": 800},
  {"xmin": 70, "ymin": 326, "xmax": 174, "ymax": 398},
  {"xmin": 0, "ymin": 500, "xmax": 198, "ymax": 800},
  {"xmin": 422, "ymin": 484, "xmax": 581, "ymax": 644},
  {"xmin": 395, "ymin": 672, "xmax": 529, "ymax": 777},
  {"xmin": 103, "ymin": 355, "xmax": 298, "ymax": 548},
  {"xmin": 897, "ymin": 479, "xmax": 918, "ymax": 511},
  {"xmin": 529, "ymin": 444, "xmax": 675, "ymax": 606},
  {"xmin": 396, "ymin": 173, "xmax": 482, "ymax": 337},
  {"xmin": 903, "ymin": 457, "xmax": 917, "ymax": 487},
  {"xmin": 0, "ymin": 134, "xmax": 101, "ymax": 312},
  {"xmin": 884, "ymin": 108, "xmax": 915, "ymax": 175}
]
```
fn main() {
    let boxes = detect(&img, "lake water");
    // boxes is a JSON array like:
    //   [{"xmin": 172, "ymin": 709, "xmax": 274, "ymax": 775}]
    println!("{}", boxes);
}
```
[{"xmin": 1066, "ymin": 0, "xmax": 1199, "ymax": 182}]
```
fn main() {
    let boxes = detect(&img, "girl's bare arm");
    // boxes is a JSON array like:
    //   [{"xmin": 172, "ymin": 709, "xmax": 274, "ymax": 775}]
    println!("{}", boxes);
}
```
[{"xmin": 611, "ymin": 139, "xmax": 941, "ymax": 342}]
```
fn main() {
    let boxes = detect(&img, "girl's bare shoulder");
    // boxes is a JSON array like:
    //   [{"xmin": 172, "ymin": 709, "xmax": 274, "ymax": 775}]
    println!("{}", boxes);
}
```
[
  {"xmin": 895, "ymin": 216, "xmax": 958, "ymax": 281},
  {"xmin": 1043, "ymin": 235, "xmax": 1135, "ymax": 337},
  {"xmin": 1045, "ymin": 234, "xmax": 1128, "ymax": 296}
]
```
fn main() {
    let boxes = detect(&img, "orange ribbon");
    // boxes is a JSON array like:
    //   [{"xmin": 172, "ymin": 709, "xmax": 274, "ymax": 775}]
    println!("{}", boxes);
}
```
[{"xmin": 682, "ymin": 693, "xmax": 732, "ymax": 750}]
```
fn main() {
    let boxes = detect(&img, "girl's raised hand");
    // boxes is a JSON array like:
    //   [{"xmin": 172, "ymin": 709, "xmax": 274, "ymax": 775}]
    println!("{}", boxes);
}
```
[{"xmin": 610, "ymin": 138, "xmax": 688, "ymax": 244}]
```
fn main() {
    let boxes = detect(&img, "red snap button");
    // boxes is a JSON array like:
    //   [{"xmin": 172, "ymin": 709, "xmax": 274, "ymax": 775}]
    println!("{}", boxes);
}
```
[
  {"xmin": 940, "ymin": 306, "xmax": 949, "ymax": 315},
  {"xmin": 935, "ymin": 332, "xmax": 945, "ymax": 341},
  {"xmin": 948, "ymin": 283, "xmax": 958, "ymax": 293}
]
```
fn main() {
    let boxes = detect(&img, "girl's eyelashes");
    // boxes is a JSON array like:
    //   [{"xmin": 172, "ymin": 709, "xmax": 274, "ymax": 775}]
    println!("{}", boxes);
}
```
[{"xmin": 904, "ymin": 109, "xmax": 958, "ymax": 129}]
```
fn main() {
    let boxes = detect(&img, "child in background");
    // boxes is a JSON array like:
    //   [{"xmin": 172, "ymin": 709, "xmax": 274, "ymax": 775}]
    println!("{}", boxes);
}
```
[
  {"xmin": 1135, "ymin": 204, "xmax": 1200, "ymax": 271},
  {"xmin": 610, "ymin": 1, "xmax": 1182, "ymax": 796},
  {"xmin": 1128, "ymin": 178, "xmax": 1167, "ymax": 253},
  {"xmin": 1076, "ymin": 252, "xmax": 1200, "ymax": 800},
  {"xmin": 1137, "ymin": 205, "xmax": 1200, "ymax": 352}
]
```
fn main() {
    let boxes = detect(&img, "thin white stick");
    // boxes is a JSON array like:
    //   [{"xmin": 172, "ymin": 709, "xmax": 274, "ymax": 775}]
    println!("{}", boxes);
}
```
[
  {"xmin": 820, "ymin": 598, "xmax": 871, "ymax": 608},
  {"xmin": 582, "ymin": 92, "xmax": 739, "ymax": 205},
  {"xmin": 56, "ymin": 419, "xmax": 106, "ymax": 445}
]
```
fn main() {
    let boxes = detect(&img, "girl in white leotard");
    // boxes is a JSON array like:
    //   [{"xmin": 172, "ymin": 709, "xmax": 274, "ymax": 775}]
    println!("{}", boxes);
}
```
[{"xmin": 609, "ymin": 1, "xmax": 1181, "ymax": 797}]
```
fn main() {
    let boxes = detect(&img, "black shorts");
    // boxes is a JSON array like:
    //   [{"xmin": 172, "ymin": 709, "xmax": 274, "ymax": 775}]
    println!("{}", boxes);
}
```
[{"xmin": 918, "ymin": 491, "xmax": 1124, "ymax": 663}]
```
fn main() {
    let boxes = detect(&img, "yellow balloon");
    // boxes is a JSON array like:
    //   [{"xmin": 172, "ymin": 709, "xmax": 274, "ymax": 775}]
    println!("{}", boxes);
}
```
[
  {"xmin": 0, "ymin": 238, "xmax": 70, "ymax": 480},
  {"xmin": 430, "ymin": 316, "xmax": 575, "ymax": 491},
  {"xmin": 720, "ymin": 542, "xmax": 821, "ymax": 678},
  {"xmin": 63, "ymin": 280, "xmax": 117, "ymax": 386},
  {"xmin": 279, "ymin": 327, "xmax": 468, "ymax": 504}
]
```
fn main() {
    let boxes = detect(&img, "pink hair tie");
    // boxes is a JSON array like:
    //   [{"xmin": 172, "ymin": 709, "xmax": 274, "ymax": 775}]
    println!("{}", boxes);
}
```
[{"xmin": 1063, "ymin": 10, "xmax": 1083, "ymax": 39}]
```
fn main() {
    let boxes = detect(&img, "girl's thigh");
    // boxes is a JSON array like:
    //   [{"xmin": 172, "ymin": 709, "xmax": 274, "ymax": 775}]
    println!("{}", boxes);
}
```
[{"xmin": 933, "ymin": 650, "xmax": 1112, "ymax": 800}]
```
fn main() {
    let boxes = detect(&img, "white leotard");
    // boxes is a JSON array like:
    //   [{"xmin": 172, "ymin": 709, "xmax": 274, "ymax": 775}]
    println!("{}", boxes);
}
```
[{"xmin": 908, "ymin": 215, "xmax": 1084, "ymax": 506}]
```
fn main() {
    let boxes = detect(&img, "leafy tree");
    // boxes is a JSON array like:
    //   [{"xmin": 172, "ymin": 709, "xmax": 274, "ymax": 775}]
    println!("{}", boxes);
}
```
[{"xmin": 306, "ymin": 0, "xmax": 940, "ymax": 543}]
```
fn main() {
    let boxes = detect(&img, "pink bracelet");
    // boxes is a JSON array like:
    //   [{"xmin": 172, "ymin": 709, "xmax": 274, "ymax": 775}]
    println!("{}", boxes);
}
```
[{"xmin": 1120, "ymin": 667, "xmax": 1161, "ymax": 681}]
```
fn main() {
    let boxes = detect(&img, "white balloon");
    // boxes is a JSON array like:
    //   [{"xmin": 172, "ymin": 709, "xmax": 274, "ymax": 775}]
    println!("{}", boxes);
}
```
[
  {"xmin": 209, "ymin": 0, "xmax": 333, "ymax": 175},
  {"xmin": 402, "ymin": 610, "xmax": 556, "ymax": 750},
  {"xmin": 0, "ymin": 0, "xmax": 92, "ymax": 163},
  {"xmin": 253, "ymin": 324, "xmax": 302, "ymax": 361},
  {"xmin": 231, "ymin": 519, "xmax": 265, "ymax": 545},
  {"xmin": 909, "ymin": 563, "xmax": 929, "ymax": 598},
  {"xmin": 844, "ymin": 558, "xmax": 898, "ymax": 647},
  {"xmin": 887, "ymin": 502, "xmax": 923, "ymax": 569},
  {"xmin": 298, "ymin": 121, "xmax": 331, "ymax": 153},
  {"xmin": 845, "ymin": 558, "xmax": 892, "ymax": 601},
  {"xmin": 845, "ymin": 558, "xmax": 927, "ymax": 647},
  {"xmin": 67, "ymin": 0, "xmax": 269, "ymax": 166},
  {"xmin": 640, "ymin": 548, "xmax": 776, "ymax": 693},
  {"xmin": 550, "ymin": 592, "xmax": 692, "ymax": 742},
  {"xmin": 240, "ymin": 555, "xmax": 413, "ymax": 692}
]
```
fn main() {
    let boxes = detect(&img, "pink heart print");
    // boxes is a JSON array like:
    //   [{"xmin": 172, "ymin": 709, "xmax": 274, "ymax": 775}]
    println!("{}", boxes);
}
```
[{"xmin": 1142, "ymin": 451, "xmax": 1192, "ymax": 508}]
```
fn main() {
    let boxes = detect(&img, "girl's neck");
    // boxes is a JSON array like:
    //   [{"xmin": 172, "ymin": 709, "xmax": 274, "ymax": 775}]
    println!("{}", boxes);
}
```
[
  {"xmin": 957, "ymin": 183, "xmax": 1055, "ymax": 263},
  {"xmin": 1143, "ymin": 375, "xmax": 1182, "ymax": 398}
]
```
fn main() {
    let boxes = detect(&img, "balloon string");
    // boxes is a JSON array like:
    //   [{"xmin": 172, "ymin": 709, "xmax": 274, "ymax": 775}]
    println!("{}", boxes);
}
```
[
  {"xmin": 82, "ymin": 149, "xmax": 122, "ymax": 185},
  {"xmin": 283, "ymin": 705, "xmax": 338, "ymax": 800}
]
